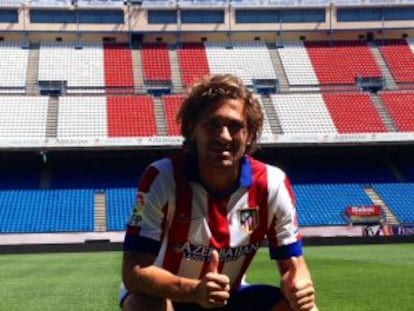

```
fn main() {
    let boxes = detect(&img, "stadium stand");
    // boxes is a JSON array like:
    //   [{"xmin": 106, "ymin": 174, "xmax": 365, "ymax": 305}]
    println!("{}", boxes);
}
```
[
  {"xmin": 280, "ymin": 151, "xmax": 401, "ymax": 226},
  {"xmin": 0, "ymin": 96, "xmax": 48, "ymax": 139},
  {"xmin": 38, "ymin": 42, "xmax": 105, "ymax": 92},
  {"xmin": 0, "ymin": 42, "xmax": 28, "ymax": 92},
  {"xmin": 57, "ymin": 96, "xmax": 157, "ymax": 139},
  {"xmin": 57, "ymin": 96, "xmax": 108, "ymax": 139},
  {"xmin": 304, "ymin": 41, "xmax": 381, "ymax": 86},
  {"xmin": 277, "ymin": 41, "xmax": 319, "ymax": 87},
  {"xmin": 0, "ymin": 0, "xmax": 414, "ymax": 238},
  {"xmin": 294, "ymin": 183, "xmax": 373, "ymax": 226},
  {"xmin": 107, "ymin": 95, "xmax": 157, "ymax": 137},
  {"xmin": 204, "ymin": 41, "xmax": 277, "ymax": 87},
  {"xmin": 177, "ymin": 42, "xmax": 210, "ymax": 87},
  {"xmin": 322, "ymin": 93, "xmax": 387, "ymax": 133},
  {"xmin": 106, "ymin": 188, "xmax": 136, "ymax": 231},
  {"xmin": 377, "ymin": 39, "xmax": 414, "ymax": 84},
  {"xmin": 371, "ymin": 183, "xmax": 414, "ymax": 224},
  {"xmin": 270, "ymin": 94, "xmax": 337, "ymax": 134},
  {"xmin": 103, "ymin": 43, "xmax": 134, "ymax": 93},
  {"xmin": 141, "ymin": 42, "xmax": 171, "ymax": 83},
  {"xmin": 0, "ymin": 189, "xmax": 94, "ymax": 233},
  {"xmin": 162, "ymin": 94, "xmax": 185, "ymax": 136},
  {"xmin": 379, "ymin": 92, "xmax": 414, "ymax": 132}
]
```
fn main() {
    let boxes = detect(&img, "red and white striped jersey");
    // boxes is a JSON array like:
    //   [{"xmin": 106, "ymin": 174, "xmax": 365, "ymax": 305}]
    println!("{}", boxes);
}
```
[{"xmin": 124, "ymin": 152, "xmax": 302, "ymax": 289}]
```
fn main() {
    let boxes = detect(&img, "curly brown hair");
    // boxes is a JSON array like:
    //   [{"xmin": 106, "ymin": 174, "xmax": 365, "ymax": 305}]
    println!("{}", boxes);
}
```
[{"xmin": 176, "ymin": 74, "xmax": 263, "ymax": 154}]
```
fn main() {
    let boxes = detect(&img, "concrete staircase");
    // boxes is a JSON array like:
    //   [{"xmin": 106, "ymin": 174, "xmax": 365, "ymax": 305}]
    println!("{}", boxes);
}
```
[
  {"xmin": 46, "ymin": 96, "xmax": 59, "ymax": 138},
  {"xmin": 94, "ymin": 192, "xmax": 107, "ymax": 232},
  {"xmin": 364, "ymin": 186, "xmax": 399, "ymax": 225},
  {"xmin": 368, "ymin": 42, "xmax": 398, "ymax": 91},
  {"xmin": 168, "ymin": 44, "xmax": 184, "ymax": 93},
  {"xmin": 266, "ymin": 43, "xmax": 289, "ymax": 93},
  {"xmin": 131, "ymin": 47, "xmax": 145, "ymax": 94},
  {"xmin": 153, "ymin": 96, "xmax": 168, "ymax": 136},
  {"xmin": 260, "ymin": 95, "xmax": 283, "ymax": 134},
  {"xmin": 370, "ymin": 93, "xmax": 398, "ymax": 132},
  {"xmin": 26, "ymin": 43, "xmax": 40, "ymax": 95}
]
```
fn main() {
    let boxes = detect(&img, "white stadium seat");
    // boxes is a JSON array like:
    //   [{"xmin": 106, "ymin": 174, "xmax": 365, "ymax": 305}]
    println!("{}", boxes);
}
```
[
  {"xmin": 204, "ymin": 41, "xmax": 277, "ymax": 86},
  {"xmin": 270, "ymin": 94, "xmax": 337, "ymax": 134},
  {"xmin": 57, "ymin": 97, "xmax": 107, "ymax": 138},
  {"xmin": 0, "ymin": 43, "xmax": 29, "ymax": 89},
  {"xmin": 38, "ymin": 42, "xmax": 105, "ymax": 91},
  {"xmin": 0, "ymin": 96, "xmax": 48, "ymax": 138},
  {"xmin": 277, "ymin": 41, "xmax": 319, "ymax": 87}
]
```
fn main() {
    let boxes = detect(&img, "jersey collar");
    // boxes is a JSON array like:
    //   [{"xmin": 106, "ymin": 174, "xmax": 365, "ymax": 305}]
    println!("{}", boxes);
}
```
[{"xmin": 185, "ymin": 152, "xmax": 253, "ymax": 197}]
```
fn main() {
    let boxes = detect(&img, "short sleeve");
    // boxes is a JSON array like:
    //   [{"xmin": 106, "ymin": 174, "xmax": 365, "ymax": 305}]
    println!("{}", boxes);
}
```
[
  {"xmin": 123, "ymin": 159, "xmax": 172, "ymax": 254},
  {"xmin": 266, "ymin": 168, "xmax": 303, "ymax": 260}
]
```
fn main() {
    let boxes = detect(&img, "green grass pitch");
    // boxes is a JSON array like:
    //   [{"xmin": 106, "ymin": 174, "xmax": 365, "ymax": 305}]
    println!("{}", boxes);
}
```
[{"xmin": 0, "ymin": 243, "xmax": 413, "ymax": 311}]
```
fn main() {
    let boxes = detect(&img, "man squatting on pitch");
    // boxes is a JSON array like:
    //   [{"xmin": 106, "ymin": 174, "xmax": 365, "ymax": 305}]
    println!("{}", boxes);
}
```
[{"xmin": 120, "ymin": 73, "xmax": 319, "ymax": 311}]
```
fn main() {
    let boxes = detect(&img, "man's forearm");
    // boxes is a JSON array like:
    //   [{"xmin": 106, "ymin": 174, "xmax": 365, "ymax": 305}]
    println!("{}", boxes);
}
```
[{"xmin": 123, "ymin": 264, "xmax": 199, "ymax": 303}]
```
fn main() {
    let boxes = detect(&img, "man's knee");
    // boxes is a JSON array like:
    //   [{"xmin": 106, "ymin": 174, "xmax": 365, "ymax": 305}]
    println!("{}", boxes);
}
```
[{"xmin": 122, "ymin": 293, "xmax": 171, "ymax": 311}]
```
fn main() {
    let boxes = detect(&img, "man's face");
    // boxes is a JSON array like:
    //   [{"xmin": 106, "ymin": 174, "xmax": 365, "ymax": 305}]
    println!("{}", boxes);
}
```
[{"xmin": 190, "ymin": 98, "xmax": 252, "ymax": 170}]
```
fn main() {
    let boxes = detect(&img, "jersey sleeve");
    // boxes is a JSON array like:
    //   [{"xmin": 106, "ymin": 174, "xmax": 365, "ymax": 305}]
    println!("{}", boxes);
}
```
[
  {"xmin": 266, "ymin": 168, "xmax": 303, "ymax": 260},
  {"xmin": 123, "ymin": 159, "xmax": 172, "ymax": 255}
]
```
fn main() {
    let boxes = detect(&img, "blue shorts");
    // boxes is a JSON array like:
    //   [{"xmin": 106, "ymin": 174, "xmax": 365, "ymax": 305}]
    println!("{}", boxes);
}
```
[{"xmin": 120, "ymin": 284, "xmax": 283, "ymax": 311}]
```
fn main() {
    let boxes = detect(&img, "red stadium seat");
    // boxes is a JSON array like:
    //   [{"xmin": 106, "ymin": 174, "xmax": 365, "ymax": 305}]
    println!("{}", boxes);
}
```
[
  {"xmin": 177, "ymin": 42, "xmax": 209, "ymax": 86},
  {"xmin": 305, "ymin": 41, "xmax": 381, "ymax": 85},
  {"xmin": 103, "ymin": 43, "xmax": 134, "ymax": 93},
  {"xmin": 141, "ymin": 43, "xmax": 171, "ymax": 82},
  {"xmin": 323, "ymin": 93, "xmax": 387, "ymax": 133},
  {"xmin": 377, "ymin": 39, "xmax": 414, "ymax": 83},
  {"xmin": 162, "ymin": 94, "xmax": 185, "ymax": 136},
  {"xmin": 107, "ymin": 96, "xmax": 157, "ymax": 137},
  {"xmin": 380, "ymin": 92, "xmax": 414, "ymax": 132}
]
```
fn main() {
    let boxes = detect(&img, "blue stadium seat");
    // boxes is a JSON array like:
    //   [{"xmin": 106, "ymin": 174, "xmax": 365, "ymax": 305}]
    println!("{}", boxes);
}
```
[
  {"xmin": 0, "ymin": 189, "xmax": 94, "ymax": 233},
  {"xmin": 106, "ymin": 188, "xmax": 136, "ymax": 231},
  {"xmin": 371, "ymin": 183, "xmax": 414, "ymax": 224},
  {"xmin": 293, "ymin": 183, "xmax": 373, "ymax": 226}
]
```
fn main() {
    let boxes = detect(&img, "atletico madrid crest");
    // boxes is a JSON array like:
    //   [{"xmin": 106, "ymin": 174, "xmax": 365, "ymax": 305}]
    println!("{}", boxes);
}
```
[{"xmin": 239, "ymin": 208, "xmax": 259, "ymax": 233}]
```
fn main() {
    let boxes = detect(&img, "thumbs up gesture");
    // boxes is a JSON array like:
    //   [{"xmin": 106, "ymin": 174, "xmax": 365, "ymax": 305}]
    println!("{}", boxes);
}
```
[
  {"xmin": 195, "ymin": 249, "xmax": 230, "ymax": 309},
  {"xmin": 281, "ymin": 256, "xmax": 319, "ymax": 311},
  {"xmin": 207, "ymin": 248, "xmax": 220, "ymax": 273}
]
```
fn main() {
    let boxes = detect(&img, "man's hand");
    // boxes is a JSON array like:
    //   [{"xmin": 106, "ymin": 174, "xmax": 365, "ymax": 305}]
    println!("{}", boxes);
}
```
[
  {"xmin": 281, "ymin": 257, "xmax": 317, "ymax": 311},
  {"xmin": 195, "ymin": 250, "xmax": 231, "ymax": 309}
]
